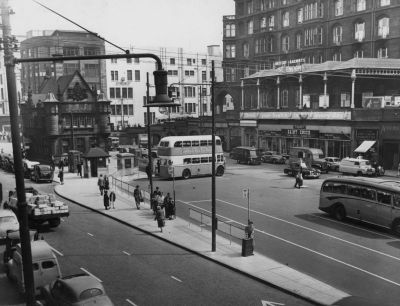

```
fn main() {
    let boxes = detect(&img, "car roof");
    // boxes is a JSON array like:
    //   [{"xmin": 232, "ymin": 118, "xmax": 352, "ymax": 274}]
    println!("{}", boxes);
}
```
[
  {"xmin": 17, "ymin": 240, "xmax": 55, "ymax": 260},
  {"xmin": 0, "ymin": 209, "xmax": 17, "ymax": 218},
  {"xmin": 59, "ymin": 275, "xmax": 105, "ymax": 298}
]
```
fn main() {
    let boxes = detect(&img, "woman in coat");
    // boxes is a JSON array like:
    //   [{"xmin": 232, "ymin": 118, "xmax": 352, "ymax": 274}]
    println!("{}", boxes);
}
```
[
  {"xmin": 155, "ymin": 205, "xmax": 165, "ymax": 232},
  {"xmin": 103, "ymin": 190, "xmax": 110, "ymax": 210}
]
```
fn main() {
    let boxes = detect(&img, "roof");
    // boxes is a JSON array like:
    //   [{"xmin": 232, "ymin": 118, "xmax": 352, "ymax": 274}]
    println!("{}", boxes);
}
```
[
  {"xmin": 60, "ymin": 274, "xmax": 104, "ymax": 300},
  {"xmin": 17, "ymin": 240, "xmax": 55, "ymax": 260},
  {"xmin": 83, "ymin": 147, "xmax": 110, "ymax": 158},
  {"xmin": 354, "ymin": 141, "xmax": 376, "ymax": 153}
]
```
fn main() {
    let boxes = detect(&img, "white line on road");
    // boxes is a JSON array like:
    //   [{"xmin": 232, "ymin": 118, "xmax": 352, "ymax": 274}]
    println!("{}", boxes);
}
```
[
  {"xmin": 171, "ymin": 276, "xmax": 182, "ymax": 282},
  {"xmin": 50, "ymin": 246, "xmax": 63, "ymax": 256},
  {"xmin": 216, "ymin": 198, "xmax": 400, "ymax": 262},
  {"xmin": 126, "ymin": 299, "xmax": 138, "ymax": 306},
  {"xmin": 87, "ymin": 232, "xmax": 94, "ymax": 237},
  {"xmin": 80, "ymin": 267, "xmax": 102, "ymax": 283},
  {"xmin": 122, "ymin": 251, "xmax": 131, "ymax": 256}
]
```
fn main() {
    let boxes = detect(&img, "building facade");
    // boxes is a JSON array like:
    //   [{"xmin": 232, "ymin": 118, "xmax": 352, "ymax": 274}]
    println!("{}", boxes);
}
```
[
  {"xmin": 19, "ymin": 30, "xmax": 106, "ymax": 96},
  {"xmin": 106, "ymin": 45, "xmax": 223, "ymax": 131},
  {"xmin": 215, "ymin": 0, "xmax": 400, "ymax": 169}
]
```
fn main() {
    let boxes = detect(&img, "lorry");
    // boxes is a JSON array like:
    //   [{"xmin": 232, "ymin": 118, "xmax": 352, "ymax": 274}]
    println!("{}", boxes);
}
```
[
  {"xmin": 286, "ymin": 147, "xmax": 329, "ymax": 173},
  {"xmin": 4, "ymin": 187, "xmax": 69, "ymax": 228}
]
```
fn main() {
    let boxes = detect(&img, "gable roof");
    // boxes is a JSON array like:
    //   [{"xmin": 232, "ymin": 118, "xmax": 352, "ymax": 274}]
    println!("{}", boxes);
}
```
[{"xmin": 83, "ymin": 147, "xmax": 110, "ymax": 159}]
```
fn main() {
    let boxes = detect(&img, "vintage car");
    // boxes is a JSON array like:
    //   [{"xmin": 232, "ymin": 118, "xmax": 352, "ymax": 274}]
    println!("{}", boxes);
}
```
[
  {"xmin": 30, "ymin": 164, "xmax": 54, "ymax": 183},
  {"xmin": 39, "ymin": 274, "xmax": 114, "ymax": 306},
  {"xmin": 2, "ymin": 229, "xmax": 39, "ymax": 264},
  {"xmin": 0, "ymin": 209, "xmax": 19, "ymax": 241},
  {"xmin": 324, "ymin": 157, "xmax": 341, "ymax": 171},
  {"xmin": 23, "ymin": 159, "xmax": 40, "ymax": 178},
  {"xmin": 283, "ymin": 162, "xmax": 321, "ymax": 179}
]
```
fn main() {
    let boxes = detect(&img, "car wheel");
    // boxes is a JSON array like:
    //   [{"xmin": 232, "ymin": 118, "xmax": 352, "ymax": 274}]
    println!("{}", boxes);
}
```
[
  {"xmin": 182, "ymin": 169, "xmax": 191, "ymax": 179},
  {"xmin": 216, "ymin": 166, "xmax": 224, "ymax": 176},
  {"xmin": 392, "ymin": 219, "xmax": 400, "ymax": 236},
  {"xmin": 334, "ymin": 205, "xmax": 346, "ymax": 221}
]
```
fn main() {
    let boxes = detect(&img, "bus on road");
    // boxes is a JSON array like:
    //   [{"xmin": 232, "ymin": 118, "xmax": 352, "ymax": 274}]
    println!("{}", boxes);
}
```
[
  {"xmin": 157, "ymin": 135, "xmax": 225, "ymax": 179},
  {"xmin": 319, "ymin": 177, "xmax": 400, "ymax": 235}
]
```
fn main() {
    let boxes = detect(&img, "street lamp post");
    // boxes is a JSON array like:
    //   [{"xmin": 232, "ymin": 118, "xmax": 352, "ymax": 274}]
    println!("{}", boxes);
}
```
[{"xmin": 146, "ymin": 73, "xmax": 153, "ymax": 203}]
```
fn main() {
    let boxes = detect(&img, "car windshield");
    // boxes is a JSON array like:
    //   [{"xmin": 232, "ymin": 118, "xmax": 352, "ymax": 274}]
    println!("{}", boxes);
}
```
[
  {"xmin": 39, "ymin": 165, "xmax": 52, "ymax": 171},
  {"xmin": 79, "ymin": 288, "xmax": 103, "ymax": 300}
]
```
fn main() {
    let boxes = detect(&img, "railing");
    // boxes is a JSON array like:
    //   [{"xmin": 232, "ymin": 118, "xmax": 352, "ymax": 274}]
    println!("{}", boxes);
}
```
[
  {"xmin": 189, "ymin": 207, "xmax": 246, "ymax": 244},
  {"xmin": 110, "ymin": 174, "xmax": 150, "ymax": 202}
]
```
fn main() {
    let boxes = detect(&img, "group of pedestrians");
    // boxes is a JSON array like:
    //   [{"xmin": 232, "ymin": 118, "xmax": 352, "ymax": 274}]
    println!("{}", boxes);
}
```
[{"xmin": 98, "ymin": 174, "xmax": 116, "ymax": 210}]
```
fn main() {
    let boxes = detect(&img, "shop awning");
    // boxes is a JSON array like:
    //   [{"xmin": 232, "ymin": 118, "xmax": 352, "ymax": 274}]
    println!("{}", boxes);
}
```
[{"xmin": 354, "ymin": 140, "xmax": 376, "ymax": 153}]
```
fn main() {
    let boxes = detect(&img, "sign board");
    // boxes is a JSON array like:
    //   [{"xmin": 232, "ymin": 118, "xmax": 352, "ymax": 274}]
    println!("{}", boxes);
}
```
[{"xmin": 242, "ymin": 189, "xmax": 249, "ymax": 199}]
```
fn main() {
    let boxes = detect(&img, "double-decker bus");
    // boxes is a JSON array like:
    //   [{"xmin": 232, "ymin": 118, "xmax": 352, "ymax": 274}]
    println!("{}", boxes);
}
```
[{"xmin": 157, "ymin": 135, "xmax": 225, "ymax": 179}]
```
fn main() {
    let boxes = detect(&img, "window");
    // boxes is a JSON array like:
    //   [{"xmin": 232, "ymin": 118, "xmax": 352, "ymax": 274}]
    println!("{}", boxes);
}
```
[
  {"xmin": 268, "ymin": 0, "xmax": 275, "ymax": 8},
  {"xmin": 268, "ymin": 15, "xmax": 275, "ymax": 29},
  {"xmin": 333, "ymin": 51, "xmax": 342, "ymax": 61},
  {"xmin": 333, "ymin": 25, "xmax": 343, "ymax": 44},
  {"xmin": 304, "ymin": 2, "xmax": 322, "ymax": 20},
  {"xmin": 377, "ymin": 47, "xmax": 388, "ymax": 58},
  {"xmin": 185, "ymin": 103, "xmax": 196, "ymax": 113},
  {"xmin": 122, "ymin": 88, "xmax": 127, "ymax": 98},
  {"xmin": 128, "ymin": 88, "xmax": 133, "ymax": 98},
  {"xmin": 116, "ymin": 88, "xmax": 121, "ymax": 98},
  {"xmin": 297, "ymin": 8, "xmax": 303, "ymax": 24},
  {"xmin": 135, "ymin": 70, "xmax": 140, "ymax": 81},
  {"xmin": 134, "ymin": 58, "xmax": 140, "ymax": 63},
  {"xmin": 243, "ymin": 43, "xmax": 250, "ymax": 58},
  {"xmin": 260, "ymin": 17, "xmax": 267, "ymax": 29},
  {"xmin": 354, "ymin": 22, "xmax": 365, "ymax": 41},
  {"xmin": 63, "ymin": 47, "xmax": 79, "ymax": 56},
  {"xmin": 281, "ymin": 35, "xmax": 289, "ymax": 52},
  {"xmin": 281, "ymin": 89, "xmax": 289, "ymax": 108},
  {"xmin": 377, "ymin": 190, "xmax": 392, "ymax": 205},
  {"xmin": 109, "ymin": 88, "xmax": 115, "ymax": 99},
  {"xmin": 187, "ymin": 58, "xmax": 192, "ymax": 66},
  {"xmin": 225, "ymin": 44, "xmax": 236, "ymax": 58},
  {"xmin": 126, "ymin": 58, "xmax": 132, "ymax": 63},
  {"xmin": 261, "ymin": 0, "xmax": 267, "ymax": 10},
  {"xmin": 356, "ymin": 0, "xmax": 366, "ymax": 11},
  {"xmin": 335, "ymin": 0, "xmax": 343, "ymax": 16},
  {"xmin": 202, "ymin": 71, "xmax": 207, "ymax": 82},
  {"xmin": 184, "ymin": 87, "xmax": 196, "ymax": 97},
  {"xmin": 201, "ymin": 59, "xmax": 207, "ymax": 65},
  {"xmin": 378, "ymin": 17, "xmax": 389, "ymax": 38},
  {"xmin": 111, "ymin": 58, "xmax": 117, "ymax": 64},
  {"xmin": 354, "ymin": 49, "xmax": 364, "ymax": 58},
  {"xmin": 127, "ymin": 70, "xmax": 132, "ymax": 81},
  {"xmin": 84, "ymin": 64, "xmax": 98, "ymax": 77},
  {"xmin": 170, "ymin": 58, "xmax": 175, "ymax": 65},
  {"xmin": 296, "ymin": 33, "xmax": 302, "ymax": 49},
  {"xmin": 84, "ymin": 47, "xmax": 99, "ymax": 55},
  {"xmin": 247, "ymin": 20, "xmax": 254, "ymax": 34},
  {"xmin": 282, "ymin": 11, "xmax": 289, "ymax": 27},
  {"xmin": 247, "ymin": 1, "xmax": 253, "ymax": 14},
  {"xmin": 267, "ymin": 36, "xmax": 274, "ymax": 52},
  {"xmin": 225, "ymin": 23, "xmax": 236, "ymax": 37},
  {"xmin": 380, "ymin": 0, "xmax": 390, "ymax": 6},
  {"xmin": 111, "ymin": 70, "xmax": 118, "ymax": 81}
]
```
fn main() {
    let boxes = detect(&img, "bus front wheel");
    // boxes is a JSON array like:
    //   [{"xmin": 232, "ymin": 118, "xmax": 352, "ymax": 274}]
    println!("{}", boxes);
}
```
[
  {"xmin": 333, "ymin": 204, "xmax": 346, "ymax": 221},
  {"xmin": 182, "ymin": 169, "xmax": 191, "ymax": 179},
  {"xmin": 216, "ymin": 166, "xmax": 224, "ymax": 176}
]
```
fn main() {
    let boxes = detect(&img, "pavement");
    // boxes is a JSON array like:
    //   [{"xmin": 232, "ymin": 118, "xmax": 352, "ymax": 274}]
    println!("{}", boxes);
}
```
[{"xmin": 53, "ymin": 164, "xmax": 351, "ymax": 306}]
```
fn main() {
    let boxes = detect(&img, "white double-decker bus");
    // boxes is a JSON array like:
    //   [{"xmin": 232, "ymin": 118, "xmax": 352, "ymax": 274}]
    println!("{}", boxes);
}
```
[{"xmin": 157, "ymin": 135, "xmax": 225, "ymax": 179}]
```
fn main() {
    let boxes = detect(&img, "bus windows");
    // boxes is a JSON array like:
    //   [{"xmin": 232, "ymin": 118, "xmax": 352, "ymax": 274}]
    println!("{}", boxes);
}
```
[
  {"xmin": 207, "ymin": 140, "xmax": 213, "ymax": 146},
  {"xmin": 183, "ymin": 158, "xmax": 191, "ymax": 164},
  {"xmin": 201, "ymin": 157, "xmax": 208, "ymax": 163},
  {"xmin": 216, "ymin": 139, "xmax": 221, "ymax": 145},
  {"xmin": 174, "ymin": 141, "xmax": 182, "ymax": 147},
  {"xmin": 200, "ymin": 140, "xmax": 208, "ymax": 146},
  {"xmin": 377, "ymin": 191, "xmax": 392, "ymax": 205},
  {"xmin": 160, "ymin": 141, "xmax": 169, "ymax": 147},
  {"xmin": 360, "ymin": 188, "xmax": 376, "ymax": 201},
  {"xmin": 192, "ymin": 157, "xmax": 200, "ymax": 164},
  {"xmin": 208, "ymin": 156, "xmax": 213, "ymax": 162},
  {"xmin": 393, "ymin": 194, "xmax": 400, "ymax": 208},
  {"xmin": 183, "ymin": 141, "xmax": 191, "ymax": 147},
  {"xmin": 192, "ymin": 141, "xmax": 199, "ymax": 147}
]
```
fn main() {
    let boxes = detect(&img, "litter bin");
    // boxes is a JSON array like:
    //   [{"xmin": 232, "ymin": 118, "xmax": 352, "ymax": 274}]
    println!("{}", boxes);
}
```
[{"xmin": 241, "ymin": 238, "xmax": 254, "ymax": 257}]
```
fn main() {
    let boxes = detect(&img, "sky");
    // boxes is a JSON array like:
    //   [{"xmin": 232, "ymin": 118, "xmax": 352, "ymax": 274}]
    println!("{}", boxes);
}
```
[{"xmin": 9, "ymin": 0, "xmax": 235, "ymax": 53}]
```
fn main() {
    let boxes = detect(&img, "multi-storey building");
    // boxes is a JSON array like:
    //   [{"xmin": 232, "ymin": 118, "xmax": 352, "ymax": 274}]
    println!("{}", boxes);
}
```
[
  {"xmin": 217, "ymin": 0, "xmax": 400, "ymax": 169},
  {"xmin": 19, "ymin": 30, "xmax": 106, "ymax": 95},
  {"xmin": 106, "ymin": 45, "xmax": 223, "ymax": 131}
]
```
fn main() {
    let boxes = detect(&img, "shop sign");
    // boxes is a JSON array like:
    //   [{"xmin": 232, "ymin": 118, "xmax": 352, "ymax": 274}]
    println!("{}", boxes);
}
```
[
  {"xmin": 259, "ymin": 130, "xmax": 281, "ymax": 136},
  {"xmin": 356, "ymin": 129, "xmax": 378, "ymax": 140},
  {"xmin": 282, "ymin": 129, "xmax": 319, "ymax": 138}
]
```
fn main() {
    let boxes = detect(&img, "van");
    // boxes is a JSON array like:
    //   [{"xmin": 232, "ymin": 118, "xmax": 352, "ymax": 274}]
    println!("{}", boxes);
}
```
[
  {"xmin": 288, "ymin": 147, "xmax": 329, "ymax": 172},
  {"xmin": 339, "ymin": 157, "xmax": 375, "ymax": 176},
  {"xmin": 230, "ymin": 146, "xmax": 261, "ymax": 165},
  {"xmin": 6, "ymin": 240, "xmax": 61, "ymax": 295}
]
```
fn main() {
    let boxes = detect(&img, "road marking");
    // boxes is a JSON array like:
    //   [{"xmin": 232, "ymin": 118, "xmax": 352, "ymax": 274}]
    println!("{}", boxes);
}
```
[
  {"xmin": 126, "ymin": 299, "xmax": 137, "ymax": 306},
  {"xmin": 313, "ymin": 214, "xmax": 396, "ymax": 239},
  {"xmin": 171, "ymin": 276, "xmax": 182, "ymax": 282},
  {"xmin": 87, "ymin": 232, "xmax": 94, "ymax": 237},
  {"xmin": 50, "ymin": 246, "xmax": 63, "ymax": 256},
  {"xmin": 216, "ymin": 198, "xmax": 400, "ymax": 262},
  {"xmin": 80, "ymin": 267, "xmax": 102, "ymax": 283},
  {"xmin": 122, "ymin": 251, "xmax": 131, "ymax": 256}
]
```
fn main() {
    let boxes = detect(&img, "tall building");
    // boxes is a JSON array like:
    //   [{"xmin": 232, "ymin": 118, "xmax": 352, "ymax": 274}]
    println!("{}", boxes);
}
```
[
  {"xmin": 217, "ymin": 0, "xmax": 400, "ymax": 169},
  {"xmin": 19, "ymin": 30, "xmax": 106, "ymax": 95},
  {"xmin": 106, "ymin": 45, "xmax": 223, "ymax": 130}
]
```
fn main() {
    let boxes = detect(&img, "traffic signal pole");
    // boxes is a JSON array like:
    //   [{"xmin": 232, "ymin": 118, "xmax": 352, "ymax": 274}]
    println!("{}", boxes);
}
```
[{"xmin": 1, "ymin": 1, "xmax": 35, "ymax": 304}]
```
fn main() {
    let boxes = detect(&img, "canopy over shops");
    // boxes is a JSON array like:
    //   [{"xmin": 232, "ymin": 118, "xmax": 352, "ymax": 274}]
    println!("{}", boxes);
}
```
[{"xmin": 354, "ymin": 141, "xmax": 376, "ymax": 153}]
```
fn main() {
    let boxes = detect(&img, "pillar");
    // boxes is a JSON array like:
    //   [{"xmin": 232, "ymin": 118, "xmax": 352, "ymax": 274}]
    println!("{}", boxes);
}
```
[
  {"xmin": 299, "ymin": 74, "xmax": 303, "ymax": 109},
  {"xmin": 351, "ymin": 69, "xmax": 356, "ymax": 109},
  {"xmin": 257, "ymin": 78, "xmax": 260, "ymax": 109},
  {"xmin": 241, "ymin": 80, "xmax": 244, "ymax": 110},
  {"xmin": 276, "ymin": 77, "xmax": 280, "ymax": 109}
]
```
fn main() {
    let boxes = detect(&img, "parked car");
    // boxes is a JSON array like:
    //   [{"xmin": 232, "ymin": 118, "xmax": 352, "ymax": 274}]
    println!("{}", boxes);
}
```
[
  {"xmin": 230, "ymin": 146, "xmax": 262, "ymax": 165},
  {"xmin": 260, "ymin": 151, "xmax": 277, "ymax": 163},
  {"xmin": 339, "ymin": 157, "xmax": 375, "ymax": 176},
  {"xmin": 39, "ymin": 273, "xmax": 114, "ymax": 306},
  {"xmin": 287, "ymin": 147, "xmax": 329, "ymax": 173},
  {"xmin": 324, "ymin": 157, "xmax": 341, "ymax": 171},
  {"xmin": 2, "ymin": 229, "xmax": 39, "ymax": 264},
  {"xmin": 283, "ymin": 162, "xmax": 321, "ymax": 179},
  {"xmin": 30, "ymin": 164, "xmax": 54, "ymax": 183},
  {"xmin": 0, "ymin": 209, "xmax": 19, "ymax": 241},
  {"xmin": 23, "ymin": 159, "xmax": 40, "ymax": 179},
  {"xmin": 6, "ymin": 240, "xmax": 61, "ymax": 295}
]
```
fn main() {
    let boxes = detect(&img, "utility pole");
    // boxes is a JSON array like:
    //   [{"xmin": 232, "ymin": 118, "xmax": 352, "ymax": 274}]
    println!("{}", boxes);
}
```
[
  {"xmin": 0, "ymin": 1, "xmax": 35, "ymax": 304},
  {"xmin": 146, "ymin": 72, "xmax": 153, "ymax": 202},
  {"xmin": 211, "ymin": 60, "xmax": 216, "ymax": 252}
]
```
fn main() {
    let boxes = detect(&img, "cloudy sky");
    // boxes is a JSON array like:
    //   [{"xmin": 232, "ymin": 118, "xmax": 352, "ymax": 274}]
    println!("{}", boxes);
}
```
[{"xmin": 9, "ymin": 0, "xmax": 234, "ymax": 53}]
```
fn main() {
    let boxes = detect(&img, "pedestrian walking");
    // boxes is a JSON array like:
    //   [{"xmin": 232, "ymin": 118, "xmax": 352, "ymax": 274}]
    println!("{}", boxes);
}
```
[
  {"xmin": 133, "ymin": 185, "xmax": 142, "ymax": 210},
  {"xmin": 77, "ymin": 161, "xmax": 83, "ymax": 178},
  {"xmin": 151, "ymin": 187, "xmax": 162, "ymax": 214},
  {"xmin": 58, "ymin": 168, "xmax": 64, "ymax": 185},
  {"xmin": 109, "ymin": 190, "xmax": 116, "ymax": 209},
  {"xmin": 97, "ymin": 174, "xmax": 105, "ymax": 195},
  {"xmin": 155, "ymin": 205, "xmax": 165, "ymax": 232},
  {"xmin": 58, "ymin": 159, "xmax": 64, "ymax": 171},
  {"xmin": 163, "ymin": 193, "xmax": 173, "ymax": 220},
  {"xmin": 146, "ymin": 164, "xmax": 152, "ymax": 180},
  {"xmin": 103, "ymin": 190, "xmax": 110, "ymax": 210},
  {"xmin": 104, "ymin": 175, "xmax": 110, "ymax": 191},
  {"xmin": 294, "ymin": 169, "xmax": 303, "ymax": 189}
]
